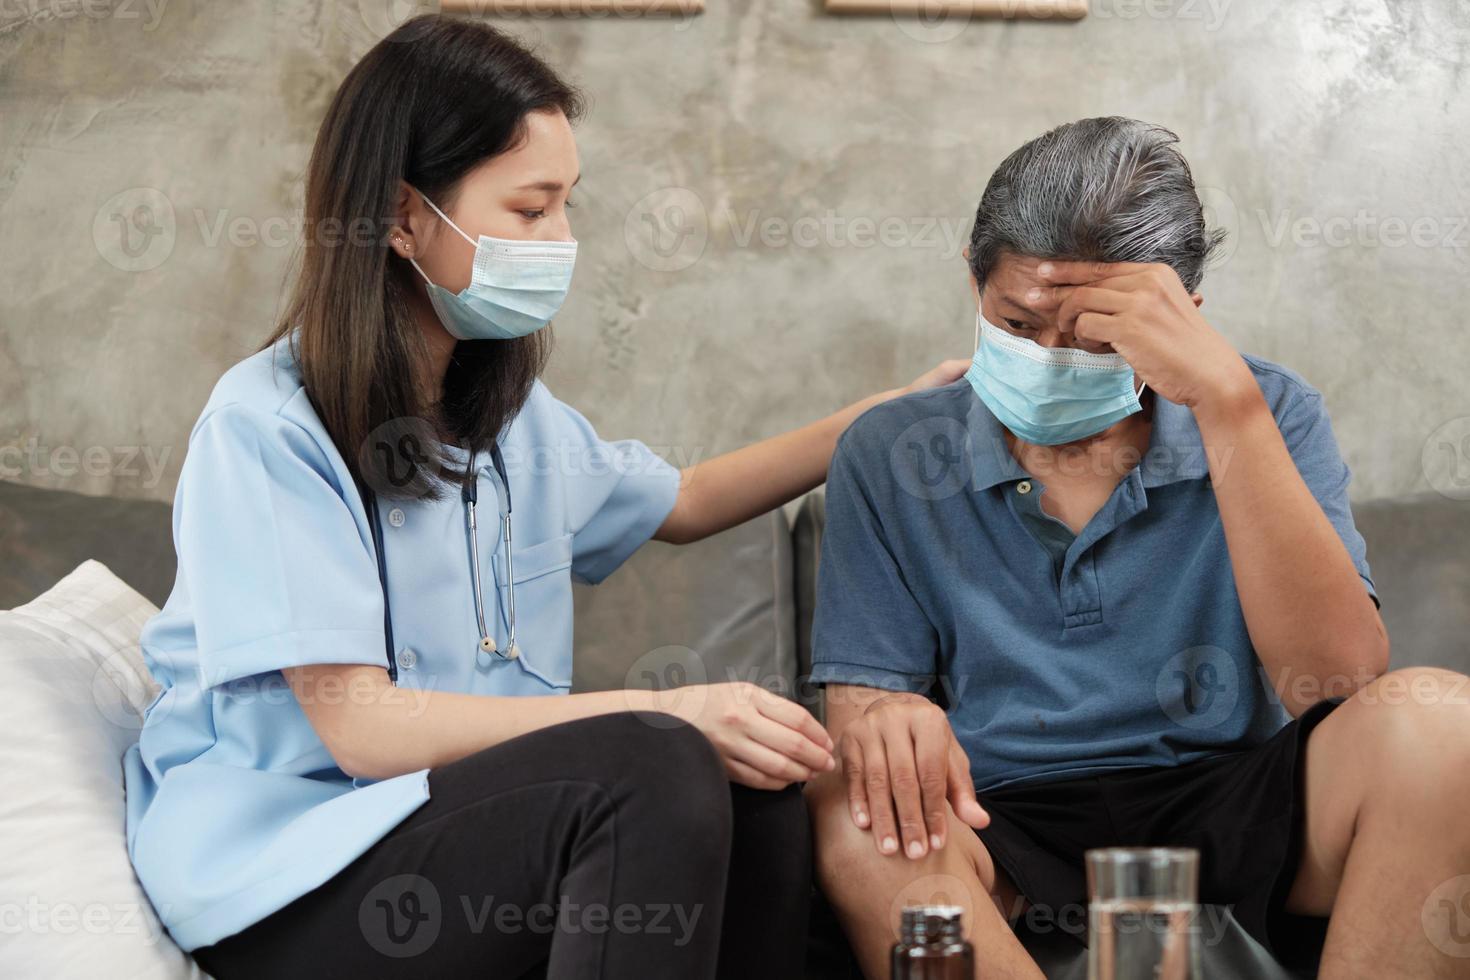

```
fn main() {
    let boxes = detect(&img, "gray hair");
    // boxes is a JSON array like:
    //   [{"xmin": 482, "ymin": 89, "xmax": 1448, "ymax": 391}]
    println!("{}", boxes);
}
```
[{"xmin": 967, "ymin": 117, "xmax": 1225, "ymax": 292}]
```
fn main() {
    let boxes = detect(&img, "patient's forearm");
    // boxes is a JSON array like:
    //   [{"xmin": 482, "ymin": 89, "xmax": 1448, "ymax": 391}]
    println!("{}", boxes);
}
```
[
  {"xmin": 653, "ymin": 390, "xmax": 896, "ymax": 545},
  {"xmin": 284, "ymin": 664, "xmax": 661, "ymax": 781},
  {"xmin": 1195, "ymin": 387, "xmax": 1389, "ymax": 713}
]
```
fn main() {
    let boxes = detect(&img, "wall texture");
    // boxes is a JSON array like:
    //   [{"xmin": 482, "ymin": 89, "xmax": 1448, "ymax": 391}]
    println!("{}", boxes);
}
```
[{"xmin": 2, "ymin": 0, "xmax": 1468, "ymax": 505}]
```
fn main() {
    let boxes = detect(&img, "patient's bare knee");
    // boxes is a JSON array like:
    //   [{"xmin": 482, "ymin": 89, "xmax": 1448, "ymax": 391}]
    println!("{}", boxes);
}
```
[
  {"xmin": 811, "ymin": 780, "xmax": 886, "ymax": 893},
  {"xmin": 809, "ymin": 776, "xmax": 998, "ymax": 916}
]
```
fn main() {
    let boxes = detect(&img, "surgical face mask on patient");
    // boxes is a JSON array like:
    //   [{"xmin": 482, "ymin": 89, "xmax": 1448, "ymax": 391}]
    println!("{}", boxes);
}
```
[
  {"xmin": 408, "ymin": 190, "xmax": 577, "ymax": 341},
  {"xmin": 965, "ymin": 311, "xmax": 1145, "ymax": 446}
]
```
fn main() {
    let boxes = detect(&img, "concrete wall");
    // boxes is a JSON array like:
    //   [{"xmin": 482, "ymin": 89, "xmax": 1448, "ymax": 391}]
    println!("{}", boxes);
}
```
[{"xmin": 2, "ymin": 0, "xmax": 1468, "ymax": 504}]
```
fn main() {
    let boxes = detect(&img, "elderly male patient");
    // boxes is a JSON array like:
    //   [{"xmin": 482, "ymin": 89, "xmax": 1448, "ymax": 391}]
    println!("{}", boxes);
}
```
[{"xmin": 806, "ymin": 116, "xmax": 1470, "ymax": 979}]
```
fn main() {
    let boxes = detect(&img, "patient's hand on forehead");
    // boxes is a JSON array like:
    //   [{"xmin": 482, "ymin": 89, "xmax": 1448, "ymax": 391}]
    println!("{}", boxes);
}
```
[
  {"xmin": 975, "ymin": 253, "xmax": 1118, "ymax": 355},
  {"xmin": 971, "ymin": 248, "xmax": 1240, "ymax": 413}
]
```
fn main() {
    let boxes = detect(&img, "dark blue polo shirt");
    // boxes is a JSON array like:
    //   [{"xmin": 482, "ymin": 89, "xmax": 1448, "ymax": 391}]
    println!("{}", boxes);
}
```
[{"xmin": 810, "ymin": 356, "xmax": 1376, "ymax": 792}]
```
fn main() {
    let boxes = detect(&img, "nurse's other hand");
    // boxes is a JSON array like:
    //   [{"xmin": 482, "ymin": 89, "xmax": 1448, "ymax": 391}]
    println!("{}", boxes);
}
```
[
  {"xmin": 839, "ymin": 693, "xmax": 988, "ymax": 860},
  {"xmin": 901, "ymin": 358, "xmax": 970, "ymax": 395},
  {"xmin": 657, "ymin": 681, "xmax": 836, "ymax": 791}
]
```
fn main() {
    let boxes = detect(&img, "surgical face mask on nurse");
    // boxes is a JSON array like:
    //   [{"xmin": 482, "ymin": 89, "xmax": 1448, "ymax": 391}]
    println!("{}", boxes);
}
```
[{"xmin": 406, "ymin": 190, "xmax": 577, "ymax": 341}]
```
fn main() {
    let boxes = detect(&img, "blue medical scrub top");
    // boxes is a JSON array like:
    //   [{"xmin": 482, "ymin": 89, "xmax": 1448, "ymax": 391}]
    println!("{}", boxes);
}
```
[
  {"xmin": 810, "ymin": 356, "xmax": 1376, "ymax": 793},
  {"xmin": 122, "ymin": 339, "xmax": 679, "ymax": 950}
]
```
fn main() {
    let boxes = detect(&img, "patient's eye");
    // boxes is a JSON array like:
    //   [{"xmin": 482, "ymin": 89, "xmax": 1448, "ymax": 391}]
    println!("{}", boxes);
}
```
[{"xmin": 1004, "ymin": 318, "xmax": 1036, "ymax": 333}]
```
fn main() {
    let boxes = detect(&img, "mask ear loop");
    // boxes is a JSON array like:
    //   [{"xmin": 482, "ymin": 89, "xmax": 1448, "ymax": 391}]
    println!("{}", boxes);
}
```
[
  {"xmin": 406, "ymin": 255, "xmax": 436, "ymax": 289},
  {"xmin": 416, "ymin": 190, "xmax": 478, "ymax": 247},
  {"xmin": 401, "ymin": 187, "xmax": 479, "ymax": 289}
]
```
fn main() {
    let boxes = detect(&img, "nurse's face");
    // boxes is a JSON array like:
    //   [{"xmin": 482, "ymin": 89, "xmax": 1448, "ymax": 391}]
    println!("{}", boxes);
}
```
[{"xmin": 406, "ymin": 108, "xmax": 581, "ymax": 295}]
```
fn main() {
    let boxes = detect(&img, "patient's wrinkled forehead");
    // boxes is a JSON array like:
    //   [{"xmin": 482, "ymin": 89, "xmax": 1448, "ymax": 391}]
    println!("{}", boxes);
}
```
[
  {"xmin": 987, "ymin": 252, "xmax": 1048, "ymax": 288},
  {"xmin": 982, "ymin": 252, "xmax": 1052, "ymax": 314}
]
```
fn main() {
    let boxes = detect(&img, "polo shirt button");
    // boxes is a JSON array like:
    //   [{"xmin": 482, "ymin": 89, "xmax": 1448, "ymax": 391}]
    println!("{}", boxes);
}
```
[
  {"xmin": 387, "ymin": 507, "xmax": 406, "ymax": 528},
  {"xmin": 397, "ymin": 647, "xmax": 418, "ymax": 670},
  {"xmin": 1016, "ymin": 480, "xmax": 1033, "ymax": 495}
]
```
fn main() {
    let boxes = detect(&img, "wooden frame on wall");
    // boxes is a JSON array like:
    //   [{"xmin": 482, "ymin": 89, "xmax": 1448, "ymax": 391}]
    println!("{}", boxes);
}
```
[
  {"xmin": 824, "ymin": 0, "xmax": 1085, "ymax": 17},
  {"xmin": 440, "ymin": 0, "xmax": 704, "ymax": 13}
]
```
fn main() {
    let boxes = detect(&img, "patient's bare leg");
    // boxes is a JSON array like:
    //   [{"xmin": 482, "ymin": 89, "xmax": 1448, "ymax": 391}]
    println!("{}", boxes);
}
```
[
  {"xmin": 809, "ymin": 774, "xmax": 1045, "ymax": 980},
  {"xmin": 1287, "ymin": 668, "xmax": 1470, "ymax": 978}
]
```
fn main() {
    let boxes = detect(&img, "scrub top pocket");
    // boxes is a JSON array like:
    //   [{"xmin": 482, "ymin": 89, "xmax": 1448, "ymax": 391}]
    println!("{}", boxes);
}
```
[{"xmin": 495, "ymin": 532, "xmax": 574, "ymax": 689}]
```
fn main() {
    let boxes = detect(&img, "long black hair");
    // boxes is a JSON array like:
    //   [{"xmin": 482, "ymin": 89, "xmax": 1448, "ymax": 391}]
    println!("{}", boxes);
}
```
[{"xmin": 265, "ymin": 15, "xmax": 583, "ymax": 499}]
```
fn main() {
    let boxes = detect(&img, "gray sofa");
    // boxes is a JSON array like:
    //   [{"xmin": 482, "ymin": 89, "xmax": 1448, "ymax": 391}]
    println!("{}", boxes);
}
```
[{"xmin": 2, "ymin": 477, "xmax": 1467, "ymax": 978}]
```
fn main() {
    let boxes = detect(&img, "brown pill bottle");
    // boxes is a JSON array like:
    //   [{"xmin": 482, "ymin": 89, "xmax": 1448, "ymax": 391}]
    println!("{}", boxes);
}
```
[{"xmin": 892, "ymin": 905, "xmax": 974, "ymax": 980}]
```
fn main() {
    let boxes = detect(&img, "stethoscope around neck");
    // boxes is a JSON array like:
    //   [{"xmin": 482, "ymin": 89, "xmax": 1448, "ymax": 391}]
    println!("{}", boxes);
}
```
[{"xmin": 360, "ymin": 444, "xmax": 520, "ymax": 685}]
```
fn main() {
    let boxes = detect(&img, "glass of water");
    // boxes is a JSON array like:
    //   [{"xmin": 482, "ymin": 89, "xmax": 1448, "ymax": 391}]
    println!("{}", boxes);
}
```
[{"xmin": 1085, "ymin": 848, "xmax": 1201, "ymax": 980}]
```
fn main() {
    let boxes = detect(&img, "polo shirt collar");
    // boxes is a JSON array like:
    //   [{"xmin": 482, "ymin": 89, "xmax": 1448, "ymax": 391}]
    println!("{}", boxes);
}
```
[
  {"xmin": 962, "ymin": 388, "xmax": 1211, "ymax": 492},
  {"xmin": 962, "ymin": 394, "xmax": 1030, "ymax": 492}
]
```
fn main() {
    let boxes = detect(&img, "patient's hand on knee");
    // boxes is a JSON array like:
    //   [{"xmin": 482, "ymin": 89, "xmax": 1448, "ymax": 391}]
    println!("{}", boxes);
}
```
[{"xmin": 813, "ymin": 687, "xmax": 989, "ymax": 861}]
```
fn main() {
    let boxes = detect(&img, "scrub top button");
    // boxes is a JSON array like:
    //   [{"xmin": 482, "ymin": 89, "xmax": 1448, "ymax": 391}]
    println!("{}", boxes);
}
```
[
  {"xmin": 397, "ymin": 647, "xmax": 418, "ymax": 670},
  {"xmin": 1016, "ymin": 480, "xmax": 1033, "ymax": 495},
  {"xmin": 387, "ymin": 507, "xmax": 406, "ymax": 528}
]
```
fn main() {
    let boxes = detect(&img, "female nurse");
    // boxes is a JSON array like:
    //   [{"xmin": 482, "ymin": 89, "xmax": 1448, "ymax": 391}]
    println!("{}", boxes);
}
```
[{"xmin": 122, "ymin": 13, "xmax": 964, "ymax": 980}]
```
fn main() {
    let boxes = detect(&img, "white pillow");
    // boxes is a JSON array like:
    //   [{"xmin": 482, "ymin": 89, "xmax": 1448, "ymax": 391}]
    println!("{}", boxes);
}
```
[{"xmin": 0, "ymin": 560, "xmax": 203, "ymax": 980}]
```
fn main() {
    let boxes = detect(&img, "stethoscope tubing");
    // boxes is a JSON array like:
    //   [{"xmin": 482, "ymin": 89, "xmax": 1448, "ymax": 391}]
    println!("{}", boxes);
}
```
[
  {"xmin": 361, "ymin": 443, "xmax": 520, "ymax": 684},
  {"xmin": 365, "ymin": 481, "xmax": 399, "ymax": 684}
]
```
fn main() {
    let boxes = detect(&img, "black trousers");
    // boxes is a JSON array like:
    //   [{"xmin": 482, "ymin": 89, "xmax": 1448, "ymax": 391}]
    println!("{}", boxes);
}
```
[{"xmin": 193, "ymin": 712, "xmax": 811, "ymax": 980}]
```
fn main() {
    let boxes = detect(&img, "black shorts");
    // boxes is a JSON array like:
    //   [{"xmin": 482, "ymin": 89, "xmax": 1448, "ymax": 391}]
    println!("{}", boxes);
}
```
[{"xmin": 976, "ymin": 698, "xmax": 1342, "ymax": 968}]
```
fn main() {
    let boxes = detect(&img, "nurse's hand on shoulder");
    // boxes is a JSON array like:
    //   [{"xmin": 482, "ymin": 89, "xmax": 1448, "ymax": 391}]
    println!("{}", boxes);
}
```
[
  {"xmin": 655, "ymin": 682, "xmax": 836, "ymax": 791},
  {"xmin": 902, "ymin": 359, "xmax": 971, "ymax": 395}
]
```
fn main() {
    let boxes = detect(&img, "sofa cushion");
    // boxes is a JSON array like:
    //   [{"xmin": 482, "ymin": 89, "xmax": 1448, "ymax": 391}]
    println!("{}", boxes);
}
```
[
  {"xmin": 572, "ymin": 510, "xmax": 799, "ymax": 703},
  {"xmin": 1352, "ymin": 492, "xmax": 1470, "ymax": 674},
  {"xmin": 0, "ymin": 480, "xmax": 176, "ymax": 610},
  {"xmin": 0, "ymin": 560, "xmax": 200, "ymax": 980},
  {"xmin": 793, "ymin": 492, "xmax": 826, "ymax": 718}
]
